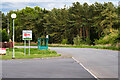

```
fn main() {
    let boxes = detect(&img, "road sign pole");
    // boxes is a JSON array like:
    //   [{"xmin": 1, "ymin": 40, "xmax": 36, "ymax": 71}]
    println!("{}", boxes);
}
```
[
  {"xmin": 22, "ymin": 30, "xmax": 32, "ymax": 55},
  {"xmin": 29, "ymin": 40, "xmax": 30, "ymax": 56},
  {"xmin": 24, "ymin": 40, "xmax": 26, "ymax": 55}
]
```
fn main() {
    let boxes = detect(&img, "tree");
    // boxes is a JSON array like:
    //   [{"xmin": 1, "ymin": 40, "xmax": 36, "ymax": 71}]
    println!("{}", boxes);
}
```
[
  {"xmin": 1, "ymin": 2, "xmax": 119, "ymax": 45},
  {"xmin": 2, "ymin": 29, "xmax": 9, "ymax": 42},
  {"xmin": 2, "ymin": 13, "xmax": 7, "ymax": 29},
  {"xmin": 100, "ymin": 2, "xmax": 118, "ymax": 35}
]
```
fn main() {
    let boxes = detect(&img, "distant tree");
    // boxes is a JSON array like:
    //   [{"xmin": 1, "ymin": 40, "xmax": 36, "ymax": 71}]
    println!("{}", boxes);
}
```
[
  {"xmin": 100, "ymin": 2, "xmax": 118, "ymax": 35},
  {"xmin": 2, "ymin": 13, "xmax": 7, "ymax": 29},
  {"xmin": 1, "ymin": 2, "xmax": 119, "ymax": 45}
]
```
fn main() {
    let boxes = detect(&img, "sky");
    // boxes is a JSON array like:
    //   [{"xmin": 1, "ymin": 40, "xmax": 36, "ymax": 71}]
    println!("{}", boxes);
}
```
[{"xmin": 0, "ymin": 0, "xmax": 119, "ymax": 15}]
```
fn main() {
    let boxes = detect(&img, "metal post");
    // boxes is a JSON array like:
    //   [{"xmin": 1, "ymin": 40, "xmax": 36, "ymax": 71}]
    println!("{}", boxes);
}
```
[
  {"xmin": 12, "ymin": 19, "xmax": 15, "ymax": 59},
  {"xmin": 7, "ymin": 19, "xmax": 9, "ymax": 40},
  {"xmin": 7, "ymin": 19, "xmax": 9, "ymax": 56},
  {"xmin": 29, "ymin": 40, "xmax": 30, "ymax": 56},
  {"xmin": 24, "ymin": 40, "xmax": 26, "ymax": 55}
]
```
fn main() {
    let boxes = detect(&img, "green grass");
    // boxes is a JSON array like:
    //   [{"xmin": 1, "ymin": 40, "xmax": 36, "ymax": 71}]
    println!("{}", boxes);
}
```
[
  {"xmin": 1, "ymin": 48, "xmax": 61, "ymax": 59},
  {"xmin": 15, "ymin": 43, "xmax": 37, "ymax": 46},
  {"xmin": 15, "ymin": 43, "xmax": 120, "ymax": 51},
  {"xmin": 48, "ymin": 45, "xmax": 120, "ymax": 51}
]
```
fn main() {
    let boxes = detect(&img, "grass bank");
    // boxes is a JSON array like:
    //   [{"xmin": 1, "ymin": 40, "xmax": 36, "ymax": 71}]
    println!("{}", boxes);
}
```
[{"xmin": 1, "ymin": 48, "xmax": 61, "ymax": 59}]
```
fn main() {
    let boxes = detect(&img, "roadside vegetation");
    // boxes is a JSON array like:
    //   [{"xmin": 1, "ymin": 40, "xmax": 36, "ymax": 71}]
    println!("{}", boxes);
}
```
[
  {"xmin": 49, "ymin": 44, "xmax": 120, "ymax": 51},
  {"xmin": 1, "ymin": 48, "xmax": 61, "ymax": 59},
  {"xmin": 14, "ymin": 42, "xmax": 120, "ymax": 51},
  {"xmin": 1, "ymin": 2, "xmax": 120, "ymax": 50}
]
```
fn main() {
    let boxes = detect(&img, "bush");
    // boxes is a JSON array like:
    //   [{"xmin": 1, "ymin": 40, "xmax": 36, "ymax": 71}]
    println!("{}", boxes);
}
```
[
  {"xmin": 61, "ymin": 39, "xmax": 68, "ymax": 44},
  {"xmin": 73, "ymin": 35, "xmax": 83, "ymax": 45},
  {"xmin": 2, "ymin": 29, "xmax": 9, "ymax": 42},
  {"xmin": 73, "ymin": 35, "xmax": 92, "ymax": 45},
  {"xmin": 86, "ymin": 38, "xmax": 92, "ymax": 45},
  {"xmin": 94, "ymin": 29, "xmax": 120, "ymax": 45}
]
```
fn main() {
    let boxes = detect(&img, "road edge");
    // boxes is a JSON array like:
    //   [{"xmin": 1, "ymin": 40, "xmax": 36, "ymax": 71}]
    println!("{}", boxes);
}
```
[{"xmin": 72, "ymin": 57, "xmax": 99, "ymax": 80}]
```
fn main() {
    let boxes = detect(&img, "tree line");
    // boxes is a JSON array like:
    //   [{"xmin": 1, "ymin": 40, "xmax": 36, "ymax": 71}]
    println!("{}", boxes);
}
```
[{"xmin": 1, "ymin": 2, "xmax": 120, "ymax": 46}]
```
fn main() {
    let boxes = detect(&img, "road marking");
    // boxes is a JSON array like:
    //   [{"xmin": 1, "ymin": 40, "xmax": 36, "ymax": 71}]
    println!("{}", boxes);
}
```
[{"xmin": 72, "ymin": 57, "xmax": 99, "ymax": 80}]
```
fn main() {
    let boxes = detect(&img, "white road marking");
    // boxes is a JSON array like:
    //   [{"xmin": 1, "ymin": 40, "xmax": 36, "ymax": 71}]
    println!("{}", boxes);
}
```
[{"xmin": 72, "ymin": 57, "xmax": 99, "ymax": 80}]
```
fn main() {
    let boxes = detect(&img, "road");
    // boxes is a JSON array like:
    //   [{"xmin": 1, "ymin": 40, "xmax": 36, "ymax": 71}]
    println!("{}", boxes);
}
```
[
  {"xmin": 2, "ymin": 58, "xmax": 95, "ymax": 79},
  {"xmin": 7, "ymin": 46, "xmax": 119, "ymax": 79},
  {"xmin": 49, "ymin": 47, "xmax": 119, "ymax": 78}
]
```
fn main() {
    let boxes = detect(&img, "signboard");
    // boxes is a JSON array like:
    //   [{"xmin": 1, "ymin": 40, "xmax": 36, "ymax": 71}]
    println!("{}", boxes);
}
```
[
  {"xmin": 0, "ymin": 48, "xmax": 6, "ymax": 55},
  {"xmin": 22, "ymin": 30, "xmax": 32, "ymax": 40},
  {"xmin": 22, "ymin": 30, "xmax": 32, "ymax": 56}
]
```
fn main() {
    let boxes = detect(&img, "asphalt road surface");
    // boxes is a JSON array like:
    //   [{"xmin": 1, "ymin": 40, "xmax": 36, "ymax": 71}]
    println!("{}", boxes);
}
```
[
  {"xmin": 11, "ymin": 46, "xmax": 119, "ymax": 79},
  {"xmin": 49, "ymin": 47, "xmax": 119, "ymax": 78},
  {"xmin": 2, "ymin": 58, "xmax": 95, "ymax": 79}
]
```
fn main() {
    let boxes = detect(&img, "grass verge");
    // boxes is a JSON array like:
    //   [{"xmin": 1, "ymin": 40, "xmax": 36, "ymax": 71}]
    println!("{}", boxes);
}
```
[
  {"xmin": 15, "ymin": 43, "xmax": 120, "ymax": 51},
  {"xmin": 48, "ymin": 45, "xmax": 120, "ymax": 51},
  {"xmin": 1, "ymin": 48, "xmax": 61, "ymax": 59},
  {"xmin": 15, "ymin": 42, "xmax": 36, "ymax": 46}
]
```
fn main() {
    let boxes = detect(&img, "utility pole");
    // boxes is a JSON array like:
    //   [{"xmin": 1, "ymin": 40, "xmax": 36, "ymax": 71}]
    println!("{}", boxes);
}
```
[
  {"xmin": 7, "ymin": 19, "xmax": 9, "ymax": 40},
  {"xmin": 7, "ymin": 19, "xmax": 9, "ymax": 56},
  {"xmin": 11, "ymin": 13, "xmax": 16, "ymax": 59}
]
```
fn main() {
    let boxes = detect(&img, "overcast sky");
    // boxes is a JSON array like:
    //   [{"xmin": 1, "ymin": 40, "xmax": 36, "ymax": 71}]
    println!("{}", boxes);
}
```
[{"xmin": 0, "ymin": 0, "xmax": 119, "ymax": 15}]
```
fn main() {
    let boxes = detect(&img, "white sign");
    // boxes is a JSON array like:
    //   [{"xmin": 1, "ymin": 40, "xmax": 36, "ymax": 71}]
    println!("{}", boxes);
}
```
[
  {"xmin": 22, "ymin": 30, "xmax": 32, "ymax": 40},
  {"xmin": 0, "ymin": 48, "xmax": 6, "ymax": 55}
]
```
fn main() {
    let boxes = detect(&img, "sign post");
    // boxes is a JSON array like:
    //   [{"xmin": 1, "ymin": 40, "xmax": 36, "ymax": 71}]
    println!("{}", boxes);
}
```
[
  {"xmin": 24, "ymin": 40, "xmax": 26, "ymax": 55},
  {"xmin": 22, "ymin": 30, "xmax": 32, "ymax": 56},
  {"xmin": 29, "ymin": 40, "xmax": 30, "ymax": 56}
]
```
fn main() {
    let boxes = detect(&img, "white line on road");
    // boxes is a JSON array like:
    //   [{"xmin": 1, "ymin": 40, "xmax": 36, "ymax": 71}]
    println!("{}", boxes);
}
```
[{"xmin": 72, "ymin": 57, "xmax": 99, "ymax": 80}]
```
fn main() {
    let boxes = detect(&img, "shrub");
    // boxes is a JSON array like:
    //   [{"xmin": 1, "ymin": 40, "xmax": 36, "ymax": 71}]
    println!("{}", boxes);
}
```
[
  {"xmin": 73, "ymin": 35, "xmax": 83, "ymax": 45},
  {"xmin": 94, "ymin": 29, "xmax": 119, "ymax": 45},
  {"xmin": 86, "ymin": 38, "xmax": 92, "ymax": 45},
  {"xmin": 2, "ymin": 29, "xmax": 9, "ymax": 42},
  {"xmin": 61, "ymin": 39, "xmax": 68, "ymax": 44}
]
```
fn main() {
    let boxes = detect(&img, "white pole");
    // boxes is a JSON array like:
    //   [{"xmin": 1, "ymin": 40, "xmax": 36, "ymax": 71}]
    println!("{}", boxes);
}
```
[
  {"xmin": 29, "ymin": 40, "xmax": 30, "ymax": 56},
  {"xmin": 12, "ymin": 19, "xmax": 15, "ymax": 59},
  {"xmin": 7, "ymin": 19, "xmax": 9, "ymax": 40},
  {"xmin": 24, "ymin": 40, "xmax": 26, "ymax": 55},
  {"xmin": 11, "ymin": 13, "xmax": 16, "ymax": 59}
]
